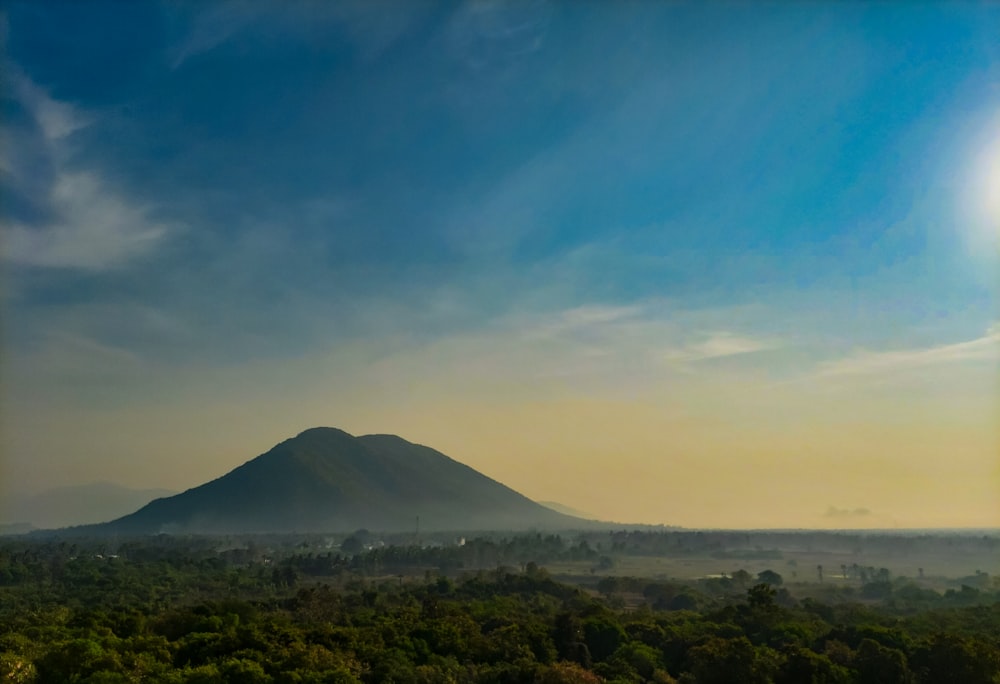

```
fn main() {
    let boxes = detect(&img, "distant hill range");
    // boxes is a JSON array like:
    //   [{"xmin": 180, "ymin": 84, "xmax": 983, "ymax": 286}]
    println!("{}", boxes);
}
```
[
  {"xmin": 538, "ymin": 501, "xmax": 595, "ymax": 519},
  {"xmin": 82, "ymin": 428, "xmax": 586, "ymax": 534},
  {"xmin": 4, "ymin": 482, "xmax": 177, "ymax": 530}
]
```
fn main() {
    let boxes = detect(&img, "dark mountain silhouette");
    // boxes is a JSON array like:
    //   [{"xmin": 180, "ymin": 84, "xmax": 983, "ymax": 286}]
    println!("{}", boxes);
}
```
[{"xmin": 94, "ymin": 428, "xmax": 584, "ymax": 534}]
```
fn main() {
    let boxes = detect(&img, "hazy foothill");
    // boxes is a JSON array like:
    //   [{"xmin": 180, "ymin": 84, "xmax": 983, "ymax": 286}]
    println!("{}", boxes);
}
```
[{"xmin": 2, "ymin": 1, "xmax": 999, "ymax": 683}]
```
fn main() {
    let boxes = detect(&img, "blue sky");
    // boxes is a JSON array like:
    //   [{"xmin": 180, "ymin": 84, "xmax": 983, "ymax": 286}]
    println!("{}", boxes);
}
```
[{"xmin": 2, "ymin": 1, "xmax": 997, "ymax": 528}]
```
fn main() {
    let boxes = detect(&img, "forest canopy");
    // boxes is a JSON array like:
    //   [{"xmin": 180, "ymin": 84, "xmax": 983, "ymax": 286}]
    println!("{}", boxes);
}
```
[{"xmin": 1, "ymin": 533, "xmax": 998, "ymax": 683}]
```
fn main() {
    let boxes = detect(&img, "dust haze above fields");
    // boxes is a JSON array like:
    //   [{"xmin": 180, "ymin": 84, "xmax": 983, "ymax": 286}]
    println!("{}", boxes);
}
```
[{"xmin": 1, "ymin": 1, "xmax": 998, "ymax": 529}]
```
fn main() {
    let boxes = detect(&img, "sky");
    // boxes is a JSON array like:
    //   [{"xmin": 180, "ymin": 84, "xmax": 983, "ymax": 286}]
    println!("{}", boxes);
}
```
[{"xmin": 1, "ymin": 0, "xmax": 998, "ymax": 530}]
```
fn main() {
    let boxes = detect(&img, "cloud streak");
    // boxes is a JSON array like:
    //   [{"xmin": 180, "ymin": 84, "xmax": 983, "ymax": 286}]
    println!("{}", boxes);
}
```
[
  {"xmin": 10, "ymin": 74, "xmax": 90, "ymax": 141},
  {"xmin": 3, "ymin": 172, "xmax": 169, "ymax": 270},
  {"xmin": 0, "ymin": 75, "xmax": 171, "ymax": 270},
  {"xmin": 168, "ymin": 1, "xmax": 435, "ymax": 69},
  {"xmin": 167, "ymin": 1, "xmax": 260, "ymax": 69},
  {"xmin": 811, "ymin": 325, "xmax": 999, "ymax": 380},
  {"xmin": 517, "ymin": 304, "xmax": 644, "ymax": 341},
  {"xmin": 663, "ymin": 331, "xmax": 779, "ymax": 364},
  {"xmin": 356, "ymin": 300, "xmax": 787, "ymax": 401}
]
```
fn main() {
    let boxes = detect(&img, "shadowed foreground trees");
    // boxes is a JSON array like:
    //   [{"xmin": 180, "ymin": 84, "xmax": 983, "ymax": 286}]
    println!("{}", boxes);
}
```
[{"xmin": 1, "ymin": 537, "xmax": 999, "ymax": 683}]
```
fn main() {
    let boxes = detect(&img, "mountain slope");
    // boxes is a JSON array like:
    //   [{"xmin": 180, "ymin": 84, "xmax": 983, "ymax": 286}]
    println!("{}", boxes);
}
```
[{"xmin": 99, "ymin": 428, "xmax": 581, "ymax": 534}]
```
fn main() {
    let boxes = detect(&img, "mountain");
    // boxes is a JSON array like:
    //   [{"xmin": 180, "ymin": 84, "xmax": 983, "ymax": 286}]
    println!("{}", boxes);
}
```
[
  {"xmin": 4, "ymin": 482, "xmax": 177, "ymax": 529},
  {"xmin": 94, "ymin": 428, "xmax": 584, "ymax": 534}
]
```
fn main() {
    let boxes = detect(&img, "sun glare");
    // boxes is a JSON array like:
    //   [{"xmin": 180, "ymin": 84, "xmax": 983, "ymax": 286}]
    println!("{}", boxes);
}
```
[
  {"xmin": 970, "ymin": 117, "xmax": 1000, "ymax": 239},
  {"xmin": 983, "ymin": 143, "xmax": 1000, "ymax": 223}
]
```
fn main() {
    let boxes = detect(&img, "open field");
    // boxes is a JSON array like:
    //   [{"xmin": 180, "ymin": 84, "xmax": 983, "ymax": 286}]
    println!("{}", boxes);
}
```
[{"xmin": 545, "ymin": 544, "xmax": 998, "ymax": 583}]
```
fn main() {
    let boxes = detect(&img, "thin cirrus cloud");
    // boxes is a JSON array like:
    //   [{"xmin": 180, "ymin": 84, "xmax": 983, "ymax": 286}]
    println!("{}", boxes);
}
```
[
  {"xmin": 446, "ymin": 0, "xmax": 551, "ymax": 69},
  {"xmin": 516, "ymin": 304, "xmax": 645, "ymax": 342},
  {"xmin": 9, "ymin": 73, "xmax": 89, "ymax": 141},
  {"xmin": 167, "ymin": 1, "xmax": 261, "ymax": 69},
  {"xmin": 811, "ymin": 324, "xmax": 999, "ymax": 380},
  {"xmin": 0, "ymin": 76, "xmax": 171, "ymax": 270},
  {"xmin": 3, "ymin": 172, "xmax": 169, "ymax": 270},
  {"xmin": 400, "ymin": 302, "xmax": 784, "ymax": 390},
  {"xmin": 662, "ymin": 331, "xmax": 780, "ymax": 364},
  {"xmin": 510, "ymin": 304, "xmax": 776, "ymax": 366},
  {"xmin": 168, "ymin": 1, "xmax": 435, "ymax": 69}
]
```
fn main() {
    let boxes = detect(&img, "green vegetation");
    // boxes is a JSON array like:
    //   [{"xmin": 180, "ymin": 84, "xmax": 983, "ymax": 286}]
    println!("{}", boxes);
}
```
[{"xmin": 1, "ymin": 533, "xmax": 998, "ymax": 683}]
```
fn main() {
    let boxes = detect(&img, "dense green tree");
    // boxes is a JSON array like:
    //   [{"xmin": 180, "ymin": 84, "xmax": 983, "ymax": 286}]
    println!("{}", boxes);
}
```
[
  {"xmin": 853, "ymin": 638, "xmax": 910, "ymax": 684},
  {"xmin": 582, "ymin": 614, "xmax": 628, "ymax": 662},
  {"xmin": 775, "ymin": 646, "xmax": 851, "ymax": 684},
  {"xmin": 910, "ymin": 633, "xmax": 1000, "ymax": 684},
  {"xmin": 603, "ymin": 641, "xmax": 662, "ymax": 681},
  {"xmin": 684, "ymin": 636, "xmax": 776, "ymax": 684},
  {"xmin": 1, "ymin": 534, "xmax": 999, "ymax": 683}
]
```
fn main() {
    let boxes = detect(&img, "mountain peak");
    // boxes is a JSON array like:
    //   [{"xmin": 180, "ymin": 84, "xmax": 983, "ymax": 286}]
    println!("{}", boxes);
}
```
[{"xmin": 292, "ymin": 426, "xmax": 356, "ymax": 440}]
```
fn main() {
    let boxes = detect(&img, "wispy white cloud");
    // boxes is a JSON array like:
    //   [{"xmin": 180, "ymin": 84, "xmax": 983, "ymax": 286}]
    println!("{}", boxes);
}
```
[
  {"xmin": 3, "ymin": 172, "xmax": 169, "ymax": 270},
  {"xmin": 43, "ymin": 331, "xmax": 145, "ymax": 370},
  {"xmin": 0, "ymin": 75, "xmax": 171, "ymax": 270},
  {"xmin": 12, "ymin": 74, "xmax": 91, "ymax": 140},
  {"xmin": 168, "ymin": 1, "xmax": 434, "ymax": 69},
  {"xmin": 447, "ymin": 0, "xmax": 551, "ymax": 70},
  {"xmin": 505, "ymin": 305, "xmax": 782, "ymax": 377},
  {"xmin": 356, "ymin": 299, "xmax": 785, "ymax": 400},
  {"xmin": 518, "ymin": 304, "xmax": 643, "ymax": 341},
  {"xmin": 663, "ymin": 331, "xmax": 779, "ymax": 364},
  {"xmin": 167, "ymin": 1, "xmax": 262, "ymax": 69},
  {"xmin": 811, "ymin": 325, "xmax": 999, "ymax": 379}
]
